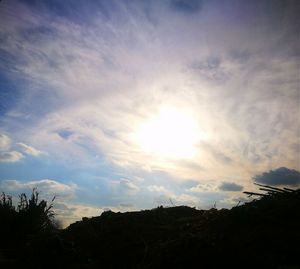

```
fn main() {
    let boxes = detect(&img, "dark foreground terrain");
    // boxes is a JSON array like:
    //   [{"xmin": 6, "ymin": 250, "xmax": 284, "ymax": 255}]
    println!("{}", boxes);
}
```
[{"xmin": 1, "ymin": 186, "xmax": 300, "ymax": 269}]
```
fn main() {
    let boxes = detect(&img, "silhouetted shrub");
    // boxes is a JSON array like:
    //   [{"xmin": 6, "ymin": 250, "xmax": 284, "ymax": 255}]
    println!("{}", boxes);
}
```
[
  {"xmin": 17, "ymin": 189, "xmax": 56, "ymax": 234},
  {"xmin": 0, "ymin": 189, "xmax": 57, "ymax": 244},
  {"xmin": 0, "ymin": 192, "xmax": 17, "ymax": 241},
  {"xmin": 0, "ymin": 192, "xmax": 15, "ymax": 211}
]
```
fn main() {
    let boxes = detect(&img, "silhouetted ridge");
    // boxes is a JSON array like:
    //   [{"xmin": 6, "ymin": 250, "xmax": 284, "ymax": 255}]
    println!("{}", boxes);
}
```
[
  {"xmin": 1, "ymin": 187, "xmax": 299, "ymax": 268},
  {"xmin": 61, "ymin": 189, "xmax": 300, "ymax": 269}
]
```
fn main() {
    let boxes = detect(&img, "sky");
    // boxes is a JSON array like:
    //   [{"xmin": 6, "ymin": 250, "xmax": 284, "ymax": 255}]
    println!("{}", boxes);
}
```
[{"xmin": 0, "ymin": 0, "xmax": 299, "ymax": 227}]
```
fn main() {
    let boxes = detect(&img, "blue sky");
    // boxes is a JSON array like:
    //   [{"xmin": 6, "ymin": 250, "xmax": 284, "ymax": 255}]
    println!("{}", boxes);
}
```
[{"xmin": 0, "ymin": 0, "xmax": 299, "ymax": 226}]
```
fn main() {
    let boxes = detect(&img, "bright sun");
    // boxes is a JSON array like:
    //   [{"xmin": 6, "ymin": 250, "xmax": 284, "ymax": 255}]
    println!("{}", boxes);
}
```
[{"xmin": 136, "ymin": 107, "xmax": 203, "ymax": 159}]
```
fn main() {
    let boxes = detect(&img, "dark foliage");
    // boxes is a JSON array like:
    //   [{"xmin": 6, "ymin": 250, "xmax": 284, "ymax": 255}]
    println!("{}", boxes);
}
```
[
  {"xmin": 17, "ymin": 190, "xmax": 56, "ymax": 233},
  {"xmin": 1, "ymin": 186, "xmax": 299, "ymax": 268},
  {"xmin": 0, "ymin": 190, "xmax": 57, "ymax": 253}
]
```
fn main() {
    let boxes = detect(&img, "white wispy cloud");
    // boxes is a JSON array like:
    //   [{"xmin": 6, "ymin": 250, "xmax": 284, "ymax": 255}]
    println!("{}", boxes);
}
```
[
  {"xmin": 175, "ymin": 194, "xmax": 200, "ymax": 207},
  {"xmin": 0, "ymin": 133, "xmax": 43, "ymax": 162},
  {"xmin": 147, "ymin": 185, "xmax": 175, "ymax": 197},
  {"xmin": 120, "ymin": 179, "xmax": 140, "ymax": 193},
  {"xmin": 188, "ymin": 182, "xmax": 218, "ymax": 193},
  {"xmin": 17, "ymin": 142, "xmax": 42, "ymax": 156},
  {"xmin": 0, "ymin": 134, "xmax": 11, "ymax": 151},
  {"xmin": 0, "ymin": 179, "xmax": 76, "ymax": 199},
  {"xmin": 110, "ymin": 179, "xmax": 140, "ymax": 195},
  {"xmin": 0, "ymin": 134, "xmax": 23, "ymax": 162},
  {"xmin": 147, "ymin": 184, "xmax": 201, "ymax": 207},
  {"xmin": 0, "ymin": 151, "xmax": 23, "ymax": 163}
]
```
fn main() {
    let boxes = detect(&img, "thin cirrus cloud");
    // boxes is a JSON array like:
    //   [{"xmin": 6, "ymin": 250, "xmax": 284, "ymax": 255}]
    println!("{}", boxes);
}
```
[
  {"xmin": 17, "ymin": 142, "xmax": 42, "ymax": 156},
  {"xmin": 0, "ymin": 0, "xmax": 298, "ymax": 180}
]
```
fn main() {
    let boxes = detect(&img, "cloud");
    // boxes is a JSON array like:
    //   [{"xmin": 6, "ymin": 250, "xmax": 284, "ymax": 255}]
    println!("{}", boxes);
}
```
[
  {"xmin": 54, "ymin": 201, "xmax": 139, "ymax": 228},
  {"xmin": 0, "ymin": 134, "xmax": 11, "ymax": 151},
  {"xmin": 175, "ymin": 194, "xmax": 199, "ymax": 206},
  {"xmin": 147, "ymin": 184, "xmax": 200, "ymax": 207},
  {"xmin": 147, "ymin": 185, "xmax": 174, "ymax": 196},
  {"xmin": 188, "ymin": 182, "xmax": 218, "ymax": 193},
  {"xmin": 119, "ymin": 179, "xmax": 140, "ymax": 193},
  {"xmin": 0, "ymin": 134, "xmax": 41, "ymax": 162},
  {"xmin": 110, "ymin": 179, "xmax": 140, "ymax": 195},
  {"xmin": 253, "ymin": 167, "xmax": 300, "ymax": 186},
  {"xmin": 153, "ymin": 192, "xmax": 200, "ymax": 207},
  {"xmin": 17, "ymin": 142, "xmax": 42, "ymax": 156},
  {"xmin": 0, "ymin": 179, "xmax": 76, "ymax": 199},
  {"xmin": 219, "ymin": 182, "xmax": 243, "ymax": 192},
  {"xmin": 0, "ymin": 151, "xmax": 23, "ymax": 162},
  {"xmin": 54, "ymin": 202, "xmax": 101, "ymax": 227},
  {"xmin": 147, "ymin": 185, "xmax": 176, "ymax": 206}
]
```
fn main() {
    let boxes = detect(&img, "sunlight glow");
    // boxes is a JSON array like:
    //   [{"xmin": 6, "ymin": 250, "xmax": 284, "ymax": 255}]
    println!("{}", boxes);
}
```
[{"xmin": 136, "ymin": 108, "xmax": 204, "ymax": 159}]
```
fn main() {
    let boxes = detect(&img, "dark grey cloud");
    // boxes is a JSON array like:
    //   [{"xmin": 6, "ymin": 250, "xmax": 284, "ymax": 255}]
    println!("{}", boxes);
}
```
[
  {"xmin": 253, "ymin": 167, "xmax": 300, "ymax": 186},
  {"xmin": 219, "ymin": 182, "xmax": 243, "ymax": 192},
  {"xmin": 170, "ymin": 0, "xmax": 202, "ymax": 13}
]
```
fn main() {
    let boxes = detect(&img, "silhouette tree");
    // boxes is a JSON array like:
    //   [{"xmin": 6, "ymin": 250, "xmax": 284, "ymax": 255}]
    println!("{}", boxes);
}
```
[{"xmin": 0, "ymin": 192, "xmax": 15, "ymax": 212}]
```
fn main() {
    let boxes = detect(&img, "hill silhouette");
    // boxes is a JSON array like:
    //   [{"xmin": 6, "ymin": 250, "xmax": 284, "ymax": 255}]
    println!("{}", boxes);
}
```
[{"xmin": 0, "ymin": 186, "xmax": 299, "ymax": 268}]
